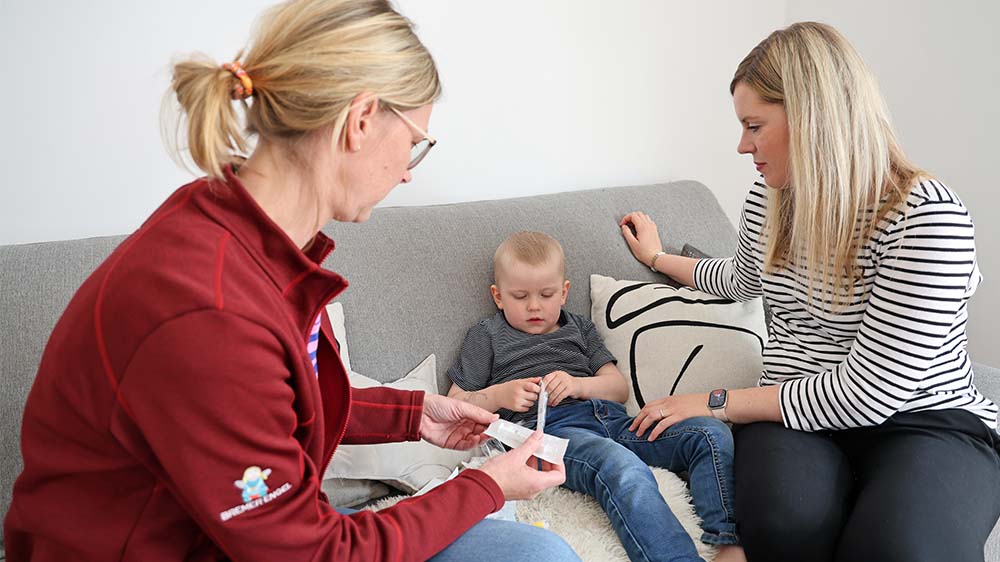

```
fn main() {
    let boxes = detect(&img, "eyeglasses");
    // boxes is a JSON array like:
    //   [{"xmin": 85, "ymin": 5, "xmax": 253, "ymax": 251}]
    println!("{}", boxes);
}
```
[{"xmin": 388, "ymin": 106, "xmax": 437, "ymax": 170}]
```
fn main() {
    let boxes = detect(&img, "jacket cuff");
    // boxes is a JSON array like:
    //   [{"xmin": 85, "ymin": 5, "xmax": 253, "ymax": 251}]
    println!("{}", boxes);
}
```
[
  {"xmin": 457, "ymin": 468, "xmax": 505, "ymax": 513},
  {"xmin": 407, "ymin": 389, "xmax": 425, "ymax": 441},
  {"xmin": 342, "ymin": 387, "xmax": 427, "ymax": 444}
]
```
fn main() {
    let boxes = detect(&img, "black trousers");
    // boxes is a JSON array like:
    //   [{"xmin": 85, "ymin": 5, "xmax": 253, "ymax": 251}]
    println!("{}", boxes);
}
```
[{"xmin": 733, "ymin": 409, "xmax": 1000, "ymax": 562}]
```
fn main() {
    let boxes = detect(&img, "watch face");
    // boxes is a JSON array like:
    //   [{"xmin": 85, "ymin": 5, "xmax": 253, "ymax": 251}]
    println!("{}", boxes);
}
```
[{"xmin": 708, "ymin": 389, "xmax": 727, "ymax": 408}]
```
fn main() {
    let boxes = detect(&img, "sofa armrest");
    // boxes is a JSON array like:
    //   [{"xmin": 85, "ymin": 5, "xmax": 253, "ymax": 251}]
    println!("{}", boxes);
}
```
[
  {"xmin": 973, "ymin": 362, "xmax": 1000, "ymax": 408},
  {"xmin": 981, "ymin": 362, "xmax": 1000, "ymax": 562}
]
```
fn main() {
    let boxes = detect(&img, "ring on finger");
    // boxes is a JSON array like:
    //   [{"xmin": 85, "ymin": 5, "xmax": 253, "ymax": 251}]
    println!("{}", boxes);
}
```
[{"xmin": 658, "ymin": 408, "xmax": 665, "ymax": 419}]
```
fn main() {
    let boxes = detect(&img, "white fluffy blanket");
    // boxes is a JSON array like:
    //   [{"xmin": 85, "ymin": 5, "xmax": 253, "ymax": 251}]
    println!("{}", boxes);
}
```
[{"xmin": 367, "ymin": 467, "xmax": 716, "ymax": 562}]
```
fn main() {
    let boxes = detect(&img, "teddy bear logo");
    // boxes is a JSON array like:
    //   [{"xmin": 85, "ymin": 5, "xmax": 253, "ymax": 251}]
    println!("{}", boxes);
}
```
[{"xmin": 234, "ymin": 466, "xmax": 272, "ymax": 503}]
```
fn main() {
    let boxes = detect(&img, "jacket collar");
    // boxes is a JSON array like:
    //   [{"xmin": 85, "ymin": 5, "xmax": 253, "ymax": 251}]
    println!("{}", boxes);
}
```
[{"xmin": 191, "ymin": 165, "xmax": 348, "ymax": 332}]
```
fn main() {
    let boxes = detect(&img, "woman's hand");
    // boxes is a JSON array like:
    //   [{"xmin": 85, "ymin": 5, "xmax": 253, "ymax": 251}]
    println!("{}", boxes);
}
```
[
  {"xmin": 541, "ymin": 370, "xmax": 581, "ymax": 406},
  {"xmin": 420, "ymin": 394, "xmax": 499, "ymax": 450},
  {"xmin": 478, "ymin": 430, "xmax": 566, "ymax": 500},
  {"xmin": 495, "ymin": 377, "xmax": 542, "ymax": 412},
  {"xmin": 629, "ymin": 393, "xmax": 711, "ymax": 441},
  {"xmin": 620, "ymin": 211, "xmax": 664, "ymax": 267}
]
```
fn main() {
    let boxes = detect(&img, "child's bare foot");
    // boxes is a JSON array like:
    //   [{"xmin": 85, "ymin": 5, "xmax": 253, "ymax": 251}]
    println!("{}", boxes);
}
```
[{"xmin": 712, "ymin": 544, "xmax": 746, "ymax": 562}]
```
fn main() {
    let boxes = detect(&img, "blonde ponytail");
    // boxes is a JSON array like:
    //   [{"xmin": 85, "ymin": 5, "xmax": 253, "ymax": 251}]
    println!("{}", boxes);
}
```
[
  {"xmin": 163, "ymin": 0, "xmax": 441, "ymax": 179},
  {"xmin": 165, "ymin": 54, "xmax": 250, "ymax": 179}
]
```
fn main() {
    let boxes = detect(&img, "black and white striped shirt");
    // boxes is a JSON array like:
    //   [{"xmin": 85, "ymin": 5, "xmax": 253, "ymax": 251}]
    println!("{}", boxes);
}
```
[{"xmin": 695, "ymin": 180, "xmax": 998, "ymax": 431}]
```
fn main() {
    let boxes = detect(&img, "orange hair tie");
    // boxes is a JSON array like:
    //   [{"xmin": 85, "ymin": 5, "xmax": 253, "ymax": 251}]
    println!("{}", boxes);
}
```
[{"xmin": 222, "ymin": 61, "xmax": 254, "ymax": 100}]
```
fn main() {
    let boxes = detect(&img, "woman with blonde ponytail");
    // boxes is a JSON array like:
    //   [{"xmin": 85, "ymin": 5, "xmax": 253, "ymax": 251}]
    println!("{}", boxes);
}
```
[
  {"xmin": 621, "ymin": 22, "xmax": 999, "ymax": 561},
  {"xmin": 5, "ymin": 1, "xmax": 578, "ymax": 561}
]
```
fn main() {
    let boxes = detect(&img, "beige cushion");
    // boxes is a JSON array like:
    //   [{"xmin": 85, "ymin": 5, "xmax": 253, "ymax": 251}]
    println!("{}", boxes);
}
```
[
  {"xmin": 590, "ymin": 274, "xmax": 766, "ymax": 415},
  {"xmin": 325, "ymin": 301, "xmax": 351, "ymax": 372},
  {"xmin": 321, "ymin": 477, "xmax": 390, "ymax": 509},
  {"xmin": 325, "ymin": 354, "xmax": 476, "ymax": 493}
]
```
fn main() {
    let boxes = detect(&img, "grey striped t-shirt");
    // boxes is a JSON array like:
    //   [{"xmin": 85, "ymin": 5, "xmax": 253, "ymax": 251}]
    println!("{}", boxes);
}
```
[{"xmin": 448, "ymin": 310, "xmax": 617, "ymax": 426}]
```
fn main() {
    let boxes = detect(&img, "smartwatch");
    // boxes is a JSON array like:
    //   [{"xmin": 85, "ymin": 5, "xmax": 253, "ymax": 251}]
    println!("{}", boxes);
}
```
[{"xmin": 708, "ymin": 388, "xmax": 729, "ymax": 422}]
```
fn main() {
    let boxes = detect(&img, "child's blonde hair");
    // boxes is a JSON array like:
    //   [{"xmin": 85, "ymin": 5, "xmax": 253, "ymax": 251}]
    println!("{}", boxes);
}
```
[{"xmin": 493, "ymin": 232, "xmax": 566, "ymax": 284}]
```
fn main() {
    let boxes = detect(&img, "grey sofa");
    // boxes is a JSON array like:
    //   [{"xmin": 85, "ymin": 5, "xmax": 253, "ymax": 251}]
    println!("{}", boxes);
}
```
[{"xmin": 3, "ymin": 180, "xmax": 999, "ymax": 560}]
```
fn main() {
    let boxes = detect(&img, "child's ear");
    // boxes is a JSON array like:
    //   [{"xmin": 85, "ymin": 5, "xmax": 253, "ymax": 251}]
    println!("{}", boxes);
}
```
[
  {"xmin": 490, "ymin": 284, "xmax": 503, "ymax": 310},
  {"xmin": 560, "ymin": 279, "xmax": 570, "ymax": 305}
]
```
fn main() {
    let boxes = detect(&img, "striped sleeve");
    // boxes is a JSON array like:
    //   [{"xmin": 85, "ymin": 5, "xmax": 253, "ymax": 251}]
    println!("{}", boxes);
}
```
[
  {"xmin": 578, "ymin": 314, "xmax": 618, "ymax": 372},
  {"xmin": 779, "ymin": 193, "xmax": 981, "ymax": 431},
  {"xmin": 693, "ymin": 185, "xmax": 765, "ymax": 301},
  {"xmin": 447, "ymin": 321, "xmax": 495, "ymax": 392}
]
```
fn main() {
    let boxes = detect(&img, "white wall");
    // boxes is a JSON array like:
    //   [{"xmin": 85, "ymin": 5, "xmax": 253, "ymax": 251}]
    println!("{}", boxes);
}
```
[
  {"xmin": 2, "ymin": 1, "xmax": 996, "ymax": 364},
  {"xmin": 385, "ymin": 0, "xmax": 783, "ymax": 222},
  {"xmin": 0, "ymin": 1, "xmax": 783, "ymax": 247},
  {"xmin": 785, "ymin": 0, "xmax": 1000, "ymax": 367},
  {"xmin": 1, "ymin": 0, "xmax": 275, "ymax": 245}
]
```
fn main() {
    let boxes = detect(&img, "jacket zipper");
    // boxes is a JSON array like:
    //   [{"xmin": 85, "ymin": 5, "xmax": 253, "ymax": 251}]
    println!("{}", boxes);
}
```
[{"xmin": 304, "ymin": 298, "xmax": 352, "ymax": 480}]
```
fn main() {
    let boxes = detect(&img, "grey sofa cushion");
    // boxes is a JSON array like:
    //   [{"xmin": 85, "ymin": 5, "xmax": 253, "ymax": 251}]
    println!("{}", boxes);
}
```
[
  {"xmin": 980, "ymin": 363, "xmax": 1000, "ymax": 562},
  {"xmin": 976, "ymin": 363, "xmax": 1000, "ymax": 410}
]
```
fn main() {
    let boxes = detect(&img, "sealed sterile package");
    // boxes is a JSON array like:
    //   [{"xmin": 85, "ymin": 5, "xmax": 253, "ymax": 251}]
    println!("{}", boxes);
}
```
[
  {"xmin": 462, "ymin": 438, "xmax": 505, "ymax": 471},
  {"xmin": 484, "ymin": 419, "xmax": 568, "ymax": 465},
  {"xmin": 480, "ymin": 437, "xmax": 506, "ymax": 458}
]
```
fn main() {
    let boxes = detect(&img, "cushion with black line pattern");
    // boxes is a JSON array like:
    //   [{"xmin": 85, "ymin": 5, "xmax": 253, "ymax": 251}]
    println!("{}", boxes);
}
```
[{"xmin": 590, "ymin": 274, "xmax": 767, "ymax": 415}]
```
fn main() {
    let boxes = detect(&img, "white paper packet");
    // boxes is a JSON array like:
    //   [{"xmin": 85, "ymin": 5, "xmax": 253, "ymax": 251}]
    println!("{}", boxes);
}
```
[{"xmin": 484, "ymin": 419, "xmax": 568, "ymax": 465}]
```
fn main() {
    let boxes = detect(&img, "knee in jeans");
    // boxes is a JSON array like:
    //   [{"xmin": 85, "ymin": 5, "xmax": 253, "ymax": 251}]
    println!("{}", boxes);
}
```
[
  {"xmin": 516, "ymin": 527, "xmax": 578, "ymax": 561},
  {"xmin": 702, "ymin": 417, "xmax": 733, "ymax": 442},
  {"xmin": 596, "ymin": 448, "xmax": 654, "ymax": 485},
  {"xmin": 688, "ymin": 417, "xmax": 734, "ymax": 457},
  {"xmin": 572, "ymin": 437, "xmax": 659, "ymax": 495}
]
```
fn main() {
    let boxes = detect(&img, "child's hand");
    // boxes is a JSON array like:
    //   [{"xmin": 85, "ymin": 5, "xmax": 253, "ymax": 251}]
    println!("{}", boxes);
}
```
[
  {"xmin": 542, "ymin": 370, "xmax": 581, "ymax": 406},
  {"xmin": 496, "ymin": 377, "xmax": 542, "ymax": 412}
]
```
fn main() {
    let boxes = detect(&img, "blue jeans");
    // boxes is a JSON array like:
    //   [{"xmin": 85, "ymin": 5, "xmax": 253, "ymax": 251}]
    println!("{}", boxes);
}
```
[
  {"xmin": 335, "ymin": 508, "xmax": 580, "ymax": 562},
  {"xmin": 546, "ymin": 399, "xmax": 738, "ymax": 562}
]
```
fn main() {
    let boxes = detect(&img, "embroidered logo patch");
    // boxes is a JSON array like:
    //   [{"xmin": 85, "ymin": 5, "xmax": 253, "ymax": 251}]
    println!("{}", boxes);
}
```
[
  {"xmin": 219, "ymin": 466, "xmax": 292, "ymax": 522},
  {"xmin": 234, "ymin": 466, "xmax": 271, "ymax": 502}
]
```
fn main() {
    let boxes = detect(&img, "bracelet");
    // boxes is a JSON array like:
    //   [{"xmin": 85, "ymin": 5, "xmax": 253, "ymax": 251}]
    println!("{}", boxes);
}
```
[{"xmin": 649, "ymin": 251, "xmax": 667, "ymax": 272}]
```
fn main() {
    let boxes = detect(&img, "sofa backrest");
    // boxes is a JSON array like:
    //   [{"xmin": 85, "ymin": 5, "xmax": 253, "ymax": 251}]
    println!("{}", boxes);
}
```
[
  {"xmin": 319, "ymin": 181, "xmax": 739, "ymax": 387},
  {"xmin": 1, "ymin": 235, "xmax": 126, "ymax": 535}
]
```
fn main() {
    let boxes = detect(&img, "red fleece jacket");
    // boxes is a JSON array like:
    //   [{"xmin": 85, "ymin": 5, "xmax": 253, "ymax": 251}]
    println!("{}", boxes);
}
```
[{"xmin": 4, "ymin": 168, "xmax": 503, "ymax": 561}]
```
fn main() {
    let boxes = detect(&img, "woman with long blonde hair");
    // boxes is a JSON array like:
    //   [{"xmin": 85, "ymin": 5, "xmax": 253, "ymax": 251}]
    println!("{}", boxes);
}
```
[
  {"xmin": 621, "ymin": 22, "xmax": 999, "ymax": 561},
  {"xmin": 4, "ymin": 1, "xmax": 578, "ymax": 561}
]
